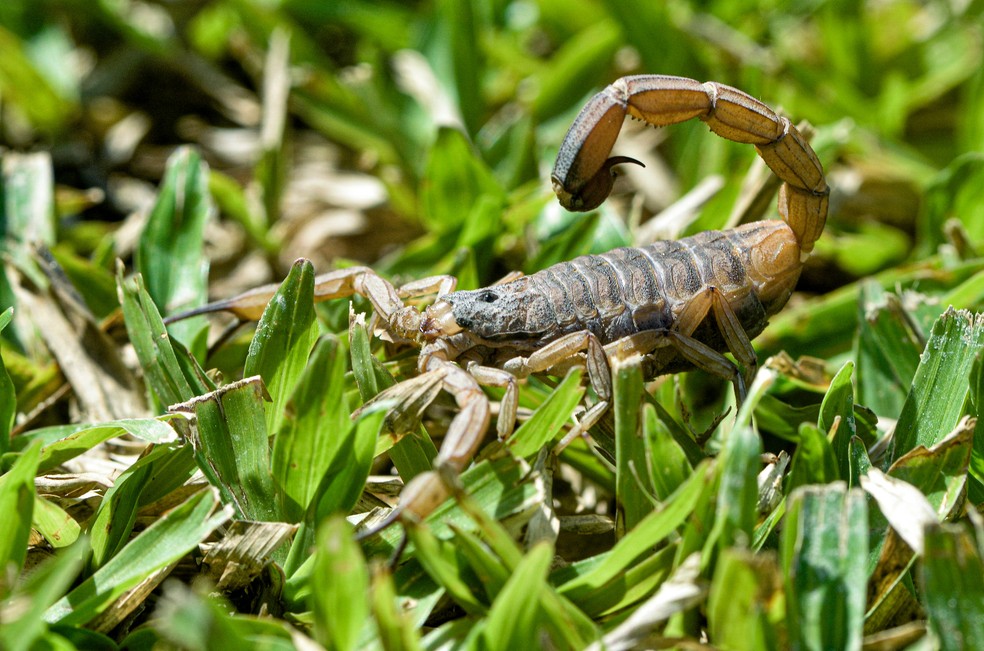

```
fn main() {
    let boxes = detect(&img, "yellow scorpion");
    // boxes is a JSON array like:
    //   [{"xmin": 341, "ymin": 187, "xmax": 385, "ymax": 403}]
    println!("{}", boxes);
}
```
[{"xmin": 173, "ymin": 75, "xmax": 828, "ymax": 525}]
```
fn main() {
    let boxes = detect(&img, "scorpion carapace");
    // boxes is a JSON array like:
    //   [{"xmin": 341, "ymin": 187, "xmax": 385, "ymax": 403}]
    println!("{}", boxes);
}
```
[{"xmin": 165, "ymin": 74, "xmax": 828, "ymax": 528}]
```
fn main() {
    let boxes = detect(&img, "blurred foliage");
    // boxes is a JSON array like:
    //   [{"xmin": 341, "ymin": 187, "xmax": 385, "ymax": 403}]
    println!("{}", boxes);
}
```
[{"xmin": 2, "ymin": 0, "xmax": 984, "ymax": 648}]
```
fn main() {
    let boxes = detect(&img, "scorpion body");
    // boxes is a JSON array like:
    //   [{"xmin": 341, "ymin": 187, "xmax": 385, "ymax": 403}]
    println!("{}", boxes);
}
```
[
  {"xmin": 170, "ymin": 74, "xmax": 828, "ymax": 525},
  {"xmin": 440, "ymin": 220, "xmax": 799, "ymax": 363}
]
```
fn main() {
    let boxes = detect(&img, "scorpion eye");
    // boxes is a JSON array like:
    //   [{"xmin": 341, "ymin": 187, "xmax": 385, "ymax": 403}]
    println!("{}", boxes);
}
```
[{"xmin": 479, "ymin": 291, "xmax": 498, "ymax": 303}]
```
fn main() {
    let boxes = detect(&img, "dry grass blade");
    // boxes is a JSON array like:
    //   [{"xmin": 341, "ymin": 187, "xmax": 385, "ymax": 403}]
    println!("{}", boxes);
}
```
[
  {"xmin": 202, "ymin": 521, "xmax": 297, "ymax": 591},
  {"xmin": 587, "ymin": 554, "xmax": 705, "ymax": 651}
]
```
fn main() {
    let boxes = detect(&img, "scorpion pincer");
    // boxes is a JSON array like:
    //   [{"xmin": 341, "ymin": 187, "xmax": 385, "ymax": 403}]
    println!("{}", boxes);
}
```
[{"xmin": 169, "ymin": 74, "xmax": 828, "ymax": 527}]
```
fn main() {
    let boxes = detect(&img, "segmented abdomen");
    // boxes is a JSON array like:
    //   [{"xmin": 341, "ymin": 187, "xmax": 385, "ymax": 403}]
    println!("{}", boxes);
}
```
[{"xmin": 524, "ymin": 223, "xmax": 771, "ymax": 345}]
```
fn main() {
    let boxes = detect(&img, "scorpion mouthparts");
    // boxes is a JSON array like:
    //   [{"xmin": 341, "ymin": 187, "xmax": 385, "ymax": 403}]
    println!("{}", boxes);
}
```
[{"xmin": 421, "ymin": 300, "xmax": 462, "ymax": 337}]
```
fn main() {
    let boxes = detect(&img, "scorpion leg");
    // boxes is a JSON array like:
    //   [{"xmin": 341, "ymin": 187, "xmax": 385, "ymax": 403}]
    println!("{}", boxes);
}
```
[
  {"xmin": 605, "ymin": 285, "xmax": 756, "ymax": 401},
  {"xmin": 396, "ymin": 275, "xmax": 457, "ymax": 299},
  {"xmin": 164, "ymin": 264, "xmax": 453, "ymax": 344},
  {"xmin": 395, "ymin": 357, "xmax": 491, "ymax": 521},
  {"xmin": 504, "ymin": 330, "xmax": 612, "ymax": 401},
  {"xmin": 503, "ymin": 331, "xmax": 612, "ymax": 450},
  {"xmin": 465, "ymin": 363, "xmax": 519, "ymax": 440},
  {"xmin": 312, "ymin": 268, "xmax": 451, "ymax": 338},
  {"xmin": 706, "ymin": 288, "xmax": 758, "ymax": 391},
  {"xmin": 609, "ymin": 328, "xmax": 746, "ymax": 402},
  {"xmin": 162, "ymin": 266, "xmax": 379, "ymax": 322}
]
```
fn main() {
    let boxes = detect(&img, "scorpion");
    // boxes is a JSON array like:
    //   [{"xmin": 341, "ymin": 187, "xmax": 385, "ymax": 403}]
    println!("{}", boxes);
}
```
[{"xmin": 171, "ymin": 75, "xmax": 828, "ymax": 526}]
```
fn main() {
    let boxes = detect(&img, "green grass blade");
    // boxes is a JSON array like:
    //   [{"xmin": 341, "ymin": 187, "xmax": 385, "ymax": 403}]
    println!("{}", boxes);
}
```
[
  {"xmin": 384, "ymin": 559, "xmax": 444, "ymax": 633},
  {"xmin": 860, "ymin": 465, "xmax": 943, "ymax": 632},
  {"xmin": 88, "ymin": 443, "xmax": 176, "ymax": 569},
  {"xmin": 312, "ymin": 402, "xmax": 385, "ymax": 520},
  {"xmin": 854, "ymin": 283, "xmax": 922, "ymax": 417},
  {"xmin": 754, "ymin": 393, "xmax": 823, "ymax": 443},
  {"xmin": 538, "ymin": 591, "xmax": 597, "ymax": 650},
  {"xmin": 0, "ymin": 540, "xmax": 85, "ymax": 651},
  {"xmin": 848, "ymin": 435, "xmax": 873, "ymax": 487},
  {"xmin": 135, "ymin": 147, "xmax": 213, "ymax": 349},
  {"xmin": 526, "ymin": 212, "xmax": 601, "ymax": 274},
  {"xmin": 0, "ymin": 26, "xmax": 77, "ymax": 133},
  {"xmin": 47, "ymin": 247, "xmax": 119, "ymax": 319},
  {"xmin": 135, "ymin": 444, "xmax": 199, "ymax": 507},
  {"xmin": 45, "ymin": 489, "xmax": 229, "ymax": 626},
  {"xmin": 188, "ymin": 377, "xmax": 277, "ymax": 521},
  {"xmin": 255, "ymin": 28, "xmax": 289, "ymax": 231},
  {"xmin": 919, "ymin": 153, "xmax": 984, "ymax": 255},
  {"xmin": 407, "ymin": 522, "xmax": 487, "ymax": 616},
  {"xmin": 271, "ymin": 335, "xmax": 349, "ymax": 522},
  {"xmin": 311, "ymin": 516, "xmax": 371, "ymax": 651},
  {"xmin": 706, "ymin": 422, "xmax": 762, "ymax": 561},
  {"xmin": 349, "ymin": 312, "xmax": 392, "ymax": 400},
  {"xmin": 508, "ymin": 367, "xmax": 583, "ymax": 458},
  {"xmin": 432, "ymin": 0, "xmax": 483, "ymax": 135},
  {"xmin": 967, "ymin": 352, "xmax": 984, "ymax": 490},
  {"xmin": 921, "ymin": 523, "xmax": 984, "ymax": 650},
  {"xmin": 32, "ymin": 496, "xmax": 80, "ymax": 549},
  {"xmin": 149, "ymin": 582, "xmax": 298, "ymax": 651},
  {"xmin": 29, "ymin": 417, "xmax": 175, "ymax": 472},
  {"xmin": 0, "ymin": 440, "xmax": 41, "ymax": 588},
  {"xmin": 531, "ymin": 19, "xmax": 621, "ymax": 122},
  {"xmin": 1, "ymin": 151, "xmax": 56, "ymax": 245},
  {"xmin": 787, "ymin": 422, "xmax": 838, "ymax": 492},
  {"xmin": 600, "ymin": 0, "xmax": 687, "ymax": 74},
  {"xmin": 348, "ymin": 455, "xmax": 540, "ymax": 574},
  {"xmin": 592, "ymin": 553, "xmax": 705, "ymax": 650},
  {"xmin": 244, "ymin": 258, "xmax": 318, "ymax": 436},
  {"xmin": 887, "ymin": 418, "xmax": 973, "ymax": 520},
  {"xmin": 117, "ymin": 266, "xmax": 214, "ymax": 407},
  {"xmin": 208, "ymin": 170, "xmax": 278, "ymax": 254},
  {"xmin": 614, "ymin": 359, "xmax": 653, "ymax": 534},
  {"xmin": 370, "ymin": 564, "xmax": 423, "ymax": 651},
  {"xmin": 818, "ymin": 361, "xmax": 856, "ymax": 482},
  {"xmin": 893, "ymin": 308, "xmax": 984, "ymax": 460},
  {"xmin": 558, "ymin": 461, "xmax": 710, "ymax": 601},
  {"xmin": 447, "ymin": 525, "xmax": 509, "ymax": 599},
  {"xmin": 0, "ymin": 307, "xmax": 14, "ymax": 452},
  {"xmin": 420, "ymin": 127, "xmax": 503, "ymax": 232},
  {"xmin": 643, "ymin": 403, "xmax": 693, "ymax": 501},
  {"xmin": 707, "ymin": 550, "xmax": 781, "ymax": 650},
  {"xmin": 349, "ymin": 315, "xmax": 436, "ymax": 479},
  {"xmin": 758, "ymin": 259, "xmax": 984, "ymax": 361},
  {"xmin": 575, "ymin": 544, "xmax": 677, "ymax": 618},
  {"xmin": 482, "ymin": 542, "xmax": 553, "ymax": 651},
  {"xmin": 782, "ymin": 484, "xmax": 867, "ymax": 651}
]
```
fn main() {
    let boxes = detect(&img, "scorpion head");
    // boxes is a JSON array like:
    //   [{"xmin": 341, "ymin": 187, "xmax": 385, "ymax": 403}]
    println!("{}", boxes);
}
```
[{"xmin": 420, "ymin": 278, "xmax": 554, "ymax": 343}]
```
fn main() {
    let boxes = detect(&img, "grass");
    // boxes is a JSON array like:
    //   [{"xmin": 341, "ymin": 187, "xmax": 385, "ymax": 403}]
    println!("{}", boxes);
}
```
[{"xmin": 2, "ymin": 0, "xmax": 984, "ymax": 649}]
